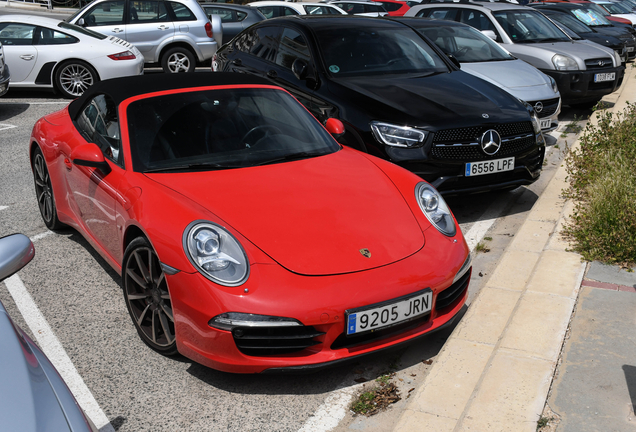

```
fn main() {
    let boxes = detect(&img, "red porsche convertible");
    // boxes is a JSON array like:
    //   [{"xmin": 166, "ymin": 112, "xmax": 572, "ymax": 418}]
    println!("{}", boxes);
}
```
[{"xmin": 30, "ymin": 73, "xmax": 471, "ymax": 373}]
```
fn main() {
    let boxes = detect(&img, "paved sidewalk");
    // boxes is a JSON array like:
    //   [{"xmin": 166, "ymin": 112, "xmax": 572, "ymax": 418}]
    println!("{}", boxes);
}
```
[{"xmin": 394, "ymin": 66, "xmax": 636, "ymax": 431}]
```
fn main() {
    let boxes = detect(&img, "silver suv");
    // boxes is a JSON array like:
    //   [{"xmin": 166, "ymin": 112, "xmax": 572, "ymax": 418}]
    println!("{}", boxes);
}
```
[
  {"xmin": 407, "ymin": 2, "xmax": 625, "ymax": 108},
  {"xmin": 67, "ymin": 0, "xmax": 221, "ymax": 73}
]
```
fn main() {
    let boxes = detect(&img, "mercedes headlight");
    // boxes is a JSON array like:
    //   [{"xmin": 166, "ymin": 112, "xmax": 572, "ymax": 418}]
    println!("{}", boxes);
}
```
[
  {"xmin": 548, "ymin": 75, "xmax": 558, "ymax": 93},
  {"xmin": 370, "ymin": 122, "xmax": 428, "ymax": 148},
  {"xmin": 552, "ymin": 54, "xmax": 578, "ymax": 71},
  {"xmin": 183, "ymin": 221, "xmax": 249, "ymax": 286},
  {"xmin": 415, "ymin": 183, "xmax": 456, "ymax": 237}
]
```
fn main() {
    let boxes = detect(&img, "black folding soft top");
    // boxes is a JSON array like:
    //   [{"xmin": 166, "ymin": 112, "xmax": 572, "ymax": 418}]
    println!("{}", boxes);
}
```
[{"xmin": 68, "ymin": 72, "xmax": 273, "ymax": 119}]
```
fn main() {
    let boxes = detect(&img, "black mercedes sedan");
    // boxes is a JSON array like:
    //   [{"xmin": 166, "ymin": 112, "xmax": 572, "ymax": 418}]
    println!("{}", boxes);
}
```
[{"xmin": 214, "ymin": 16, "xmax": 545, "ymax": 195}]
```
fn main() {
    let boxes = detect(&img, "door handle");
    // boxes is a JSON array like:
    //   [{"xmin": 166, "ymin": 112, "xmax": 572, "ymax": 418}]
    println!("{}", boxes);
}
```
[
  {"xmin": 20, "ymin": 54, "xmax": 34, "ymax": 60},
  {"xmin": 267, "ymin": 70, "xmax": 277, "ymax": 78},
  {"xmin": 112, "ymin": 27, "xmax": 124, "ymax": 33},
  {"xmin": 158, "ymin": 25, "xmax": 170, "ymax": 30}
]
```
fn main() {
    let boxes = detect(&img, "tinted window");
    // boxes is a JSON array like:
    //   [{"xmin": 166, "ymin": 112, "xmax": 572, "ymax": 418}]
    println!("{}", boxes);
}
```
[
  {"xmin": 276, "ymin": 28, "xmax": 310, "ymax": 69},
  {"xmin": 82, "ymin": 1, "xmax": 125, "ymax": 26},
  {"xmin": 418, "ymin": 8, "xmax": 457, "ymax": 20},
  {"xmin": 459, "ymin": 10, "xmax": 498, "ymax": 34},
  {"xmin": 205, "ymin": 7, "xmax": 246, "ymax": 22},
  {"xmin": 544, "ymin": 11, "xmax": 591, "ymax": 34},
  {"xmin": 379, "ymin": 2, "xmax": 402, "ymax": 12},
  {"xmin": 77, "ymin": 94, "xmax": 123, "ymax": 166},
  {"xmin": 169, "ymin": 2, "xmax": 197, "ymax": 21},
  {"xmin": 36, "ymin": 27, "xmax": 79, "ymax": 45},
  {"xmin": 316, "ymin": 27, "xmax": 449, "ymax": 76},
  {"xmin": 415, "ymin": 25, "xmax": 513, "ymax": 62},
  {"xmin": 58, "ymin": 22, "xmax": 107, "ymax": 39},
  {"xmin": 364, "ymin": 4, "xmax": 385, "ymax": 12},
  {"xmin": 126, "ymin": 88, "xmax": 340, "ymax": 172},
  {"xmin": 492, "ymin": 10, "xmax": 570, "ymax": 42},
  {"xmin": 130, "ymin": 1, "xmax": 169, "ymax": 23},
  {"xmin": 303, "ymin": 5, "xmax": 342, "ymax": 15},
  {"xmin": 256, "ymin": 6, "xmax": 299, "ymax": 18},
  {"xmin": 239, "ymin": 26, "xmax": 280, "ymax": 62},
  {"xmin": 336, "ymin": 3, "xmax": 365, "ymax": 14},
  {"xmin": 0, "ymin": 23, "xmax": 36, "ymax": 45}
]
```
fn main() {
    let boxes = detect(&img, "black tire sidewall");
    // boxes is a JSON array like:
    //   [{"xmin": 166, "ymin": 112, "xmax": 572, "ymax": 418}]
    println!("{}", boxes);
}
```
[
  {"xmin": 31, "ymin": 146, "xmax": 65, "ymax": 230},
  {"xmin": 54, "ymin": 60, "xmax": 99, "ymax": 99},
  {"xmin": 161, "ymin": 47, "xmax": 196, "ymax": 73},
  {"xmin": 122, "ymin": 236, "xmax": 179, "ymax": 355}
]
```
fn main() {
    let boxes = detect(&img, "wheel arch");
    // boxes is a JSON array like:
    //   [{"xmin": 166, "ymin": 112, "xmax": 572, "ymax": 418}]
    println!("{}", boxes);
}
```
[
  {"xmin": 123, "ymin": 223, "xmax": 149, "ymax": 256},
  {"xmin": 158, "ymin": 42, "xmax": 198, "ymax": 64}
]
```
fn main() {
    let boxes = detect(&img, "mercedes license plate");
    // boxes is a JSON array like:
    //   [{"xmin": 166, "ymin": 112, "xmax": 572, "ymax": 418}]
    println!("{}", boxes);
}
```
[
  {"xmin": 540, "ymin": 119, "xmax": 551, "ymax": 129},
  {"xmin": 594, "ymin": 72, "xmax": 615, "ymax": 83},
  {"xmin": 465, "ymin": 157, "xmax": 514, "ymax": 177},
  {"xmin": 346, "ymin": 289, "xmax": 432, "ymax": 336}
]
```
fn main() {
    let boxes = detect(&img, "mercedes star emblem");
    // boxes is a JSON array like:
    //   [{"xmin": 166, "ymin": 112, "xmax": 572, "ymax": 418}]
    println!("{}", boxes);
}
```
[
  {"xmin": 482, "ymin": 113, "xmax": 489, "ymax": 119},
  {"xmin": 480, "ymin": 129, "xmax": 502, "ymax": 156},
  {"xmin": 598, "ymin": 60, "xmax": 605, "ymax": 67},
  {"xmin": 534, "ymin": 101, "xmax": 544, "ymax": 113},
  {"xmin": 359, "ymin": 248, "xmax": 371, "ymax": 258}
]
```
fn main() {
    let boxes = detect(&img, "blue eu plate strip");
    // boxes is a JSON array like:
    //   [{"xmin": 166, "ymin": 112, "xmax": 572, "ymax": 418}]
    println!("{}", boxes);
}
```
[{"xmin": 347, "ymin": 314, "xmax": 357, "ymax": 335}]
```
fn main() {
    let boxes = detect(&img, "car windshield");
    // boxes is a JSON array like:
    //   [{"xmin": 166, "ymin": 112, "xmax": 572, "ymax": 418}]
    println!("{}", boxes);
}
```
[
  {"xmin": 57, "ymin": 22, "xmax": 107, "ymax": 39},
  {"xmin": 127, "ymin": 88, "xmax": 340, "ymax": 173},
  {"xmin": 572, "ymin": 7, "xmax": 613, "ymax": 26},
  {"xmin": 604, "ymin": 2, "xmax": 631, "ymax": 13},
  {"xmin": 492, "ymin": 10, "xmax": 571, "ymax": 43},
  {"xmin": 544, "ymin": 11, "xmax": 592, "ymax": 35},
  {"xmin": 315, "ymin": 27, "xmax": 449, "ymax": 77},
  {"xmin": 413, "ymin": 25, "xmax": 515, "ymax": 62}
]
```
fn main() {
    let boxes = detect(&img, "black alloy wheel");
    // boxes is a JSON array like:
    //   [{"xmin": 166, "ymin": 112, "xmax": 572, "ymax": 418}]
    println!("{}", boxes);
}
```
[
  {"xmin": 123, "ymin": 237, "xmax": 178, "ymax": 355},
  {"xmin": 32, "ymin": 147, "xmax": 65, "ymax": 230}
]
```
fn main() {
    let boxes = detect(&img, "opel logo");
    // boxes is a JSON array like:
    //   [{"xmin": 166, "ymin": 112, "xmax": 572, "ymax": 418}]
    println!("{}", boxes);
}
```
[
  {"xmin": 482, "ymin": 113, "xmax": 489, "ymax": 119},
  {"xmin": 359, "ymin": 248, "xmax": 371, "ymax": 258},
  {"xmin": 598, "ymin": 60, "xmax": 605, "ymax": 67},
  {"xmin": 534, "ymin": 101, "xmax": 544, "ymax": 113},
  {"xmin": 480, "ymin": 129, "xmax": 502, "ymax": 156}
]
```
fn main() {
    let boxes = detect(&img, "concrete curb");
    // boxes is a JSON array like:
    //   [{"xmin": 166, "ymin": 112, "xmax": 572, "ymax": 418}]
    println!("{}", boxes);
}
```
[{"xmin": 393, "ymin": 65, "xmax": 636, "ymax": 432}]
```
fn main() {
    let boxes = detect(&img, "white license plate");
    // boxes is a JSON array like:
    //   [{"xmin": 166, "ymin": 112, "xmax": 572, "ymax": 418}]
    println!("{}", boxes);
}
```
[
  {"xmin": 594, "ymin": 72, "xmax": 615, "ymax": 83},
  {"xmin": 465, "ymin": 157, "xmax": 515, "ymax": 177},
  {"xmin": 540, "ymin": 119, "xmax": 551, "ymax": 129},
  {"xmin": 346, "ymin": 289, "xmax": 432, "ymax": 335}
]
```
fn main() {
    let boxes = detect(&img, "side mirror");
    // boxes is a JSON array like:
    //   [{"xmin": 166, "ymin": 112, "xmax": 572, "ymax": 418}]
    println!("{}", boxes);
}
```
[
  {"xmin": 325, "ymin": 118, "xmax": 345, "ymax": 139},
  {"xmin": 292, "ymin": 58, "xmax": 309, "ymax": 80},
  {"xmin": 71, "ymin": 143, "xmax": 111, "ymax": 174},
  {"xmin": 0, "ymin": 234, "xmax": 35, "ymax": 282},
  {"xmin": 447, "ymin": 54, "xmax": 461, "ymax": 69},
  {"xmin": 481, "ymin": 30, "xmax": 497, "ymax": 41},
  {"xmin": 77, "ymin": 18, "xmax": 85, "ymax": 26}
]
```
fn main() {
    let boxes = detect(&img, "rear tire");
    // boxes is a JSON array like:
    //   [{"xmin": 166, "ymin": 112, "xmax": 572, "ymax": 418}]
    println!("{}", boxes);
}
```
[
  {"xmin": 54, "ymin": 60, "xmax": 99, "ymax": 98},
  {"xmin": 32, "ymin": 146, "xmax": 65, "ymax": 230},
  {"xmin": 161, "ymin": 47, "xmax": 196, "ymax": 73}
]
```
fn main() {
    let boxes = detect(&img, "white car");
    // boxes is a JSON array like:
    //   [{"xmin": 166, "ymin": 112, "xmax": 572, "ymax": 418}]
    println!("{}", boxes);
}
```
[
  {"xmin": 329, "ymin": 1, "xmax": 388, "ymax": 16},
  {"xmin": 248, "ymin": 1, "xmax": 347, "ymax": 17},
  {"xmin": 0, "ymin": 15, "xmax": 144, "ymax": 98}
]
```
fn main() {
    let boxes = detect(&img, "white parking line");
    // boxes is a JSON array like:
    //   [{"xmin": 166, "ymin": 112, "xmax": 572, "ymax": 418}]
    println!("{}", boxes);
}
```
[
  {"xmin": 298, "ymin": 386, "xmax": 358, "ymax": 432},
  {"xmin": 4, "ymin": 274, "xmax": 114, "ymax": 432},
  {"xmin": 0, "ymin": 123, "xmax": 16, "ymax": 131},
  {"xmin": 0, "ymin": 206, "xmax": 7, "ymax": 211},
  {"xmin": 31, "ymin": 230, "xmax": 53, "ymax": 242}
]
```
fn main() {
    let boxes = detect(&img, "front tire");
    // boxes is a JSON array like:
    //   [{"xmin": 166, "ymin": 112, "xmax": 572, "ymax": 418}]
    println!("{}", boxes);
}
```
[
  {"xmin": 54, "ymin": 60, "xmax": 99, "ymax": 98},
  {"xmin": 123, "ymin": 237, "xmax": 178, "ymax": 355},
  {"xmin": 32, "ymin": 146, "xmax": 65, "ymax": 230},
  {"xmin": 161, "ymin": 47, "xmax": 196, "ymax": 73}
]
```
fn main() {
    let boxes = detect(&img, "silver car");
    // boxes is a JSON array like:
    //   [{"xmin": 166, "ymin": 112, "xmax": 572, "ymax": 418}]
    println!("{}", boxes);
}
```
[
  {"xmin": 0, "ymin": 40, "xmax": 9, "ymax": 96},
  {"xmin": 399, "ymin": 18, "xmax": 561, "ymax": 131},
  {"xmin": 66, "ymin": 0, "xmax": 222, "ymax": 73},
  {"xmin": 407, "ymin": 2, "xmax": 625, "ymax": 108},
  {"xmin": 0, "ymin": 234, "xmax": 96, "ymax": 432}
]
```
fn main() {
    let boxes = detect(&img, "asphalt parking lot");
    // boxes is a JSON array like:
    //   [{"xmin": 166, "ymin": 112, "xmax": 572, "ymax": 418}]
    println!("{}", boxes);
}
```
[{"xmin": 0, "ymin": 82, "xmax": 589, "ymax": 432}]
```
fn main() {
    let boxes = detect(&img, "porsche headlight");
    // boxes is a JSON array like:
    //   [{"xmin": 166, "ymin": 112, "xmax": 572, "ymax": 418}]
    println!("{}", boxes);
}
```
[
  {"xmin": 183, "ymin": 221, "xmax": 249, "ymax": 286},
  {"xmin": 548, "ymin": 75, "xmax": 558, "ymax": 94},
  {"xmin": 552, "ymin": 54, "xmax": 578, "ymax": 71},
  {"xmin": 415, "ymin": 182, "xmax": 456, "ymax": 237},
  {"xmin": 370, "ymin": 122, "xmax": 428, "ymax": 148}
]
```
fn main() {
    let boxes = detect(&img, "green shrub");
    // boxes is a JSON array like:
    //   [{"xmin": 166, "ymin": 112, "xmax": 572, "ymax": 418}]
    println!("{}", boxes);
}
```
[{"xmin": 563, "ymin": 104, "xmax": 636, "ymax": 265}]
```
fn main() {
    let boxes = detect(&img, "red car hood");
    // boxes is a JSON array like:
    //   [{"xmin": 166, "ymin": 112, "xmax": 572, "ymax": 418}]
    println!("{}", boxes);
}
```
[{"xmin": 147, "ymin": 148, "xmax": 425, "ymax": 276}]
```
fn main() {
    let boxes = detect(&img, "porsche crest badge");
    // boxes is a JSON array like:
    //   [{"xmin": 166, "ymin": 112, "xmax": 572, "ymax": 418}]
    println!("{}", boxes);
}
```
[{"xmin": 359, "ymin": 248, "xmax": 371, "ymax": 258}]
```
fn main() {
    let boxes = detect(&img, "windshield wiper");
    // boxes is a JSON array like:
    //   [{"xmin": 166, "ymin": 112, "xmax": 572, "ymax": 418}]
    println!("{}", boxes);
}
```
[
  {"xmin": 143, "ymin": 162, "xmax": 243, "ymax": 173},
  {"xmin": 252, "ymin": 151, "xmax": 327, "ymax": 166}
]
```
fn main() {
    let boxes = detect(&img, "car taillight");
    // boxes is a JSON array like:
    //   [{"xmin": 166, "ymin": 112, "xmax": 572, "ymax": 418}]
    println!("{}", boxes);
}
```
[
  {"xmin": 108, "ymin": 50, "xmax": 136, "ymax": 61},
  {"xmin": 205, "ymin": 21, "xmax": 213, "ymax": 38}
]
